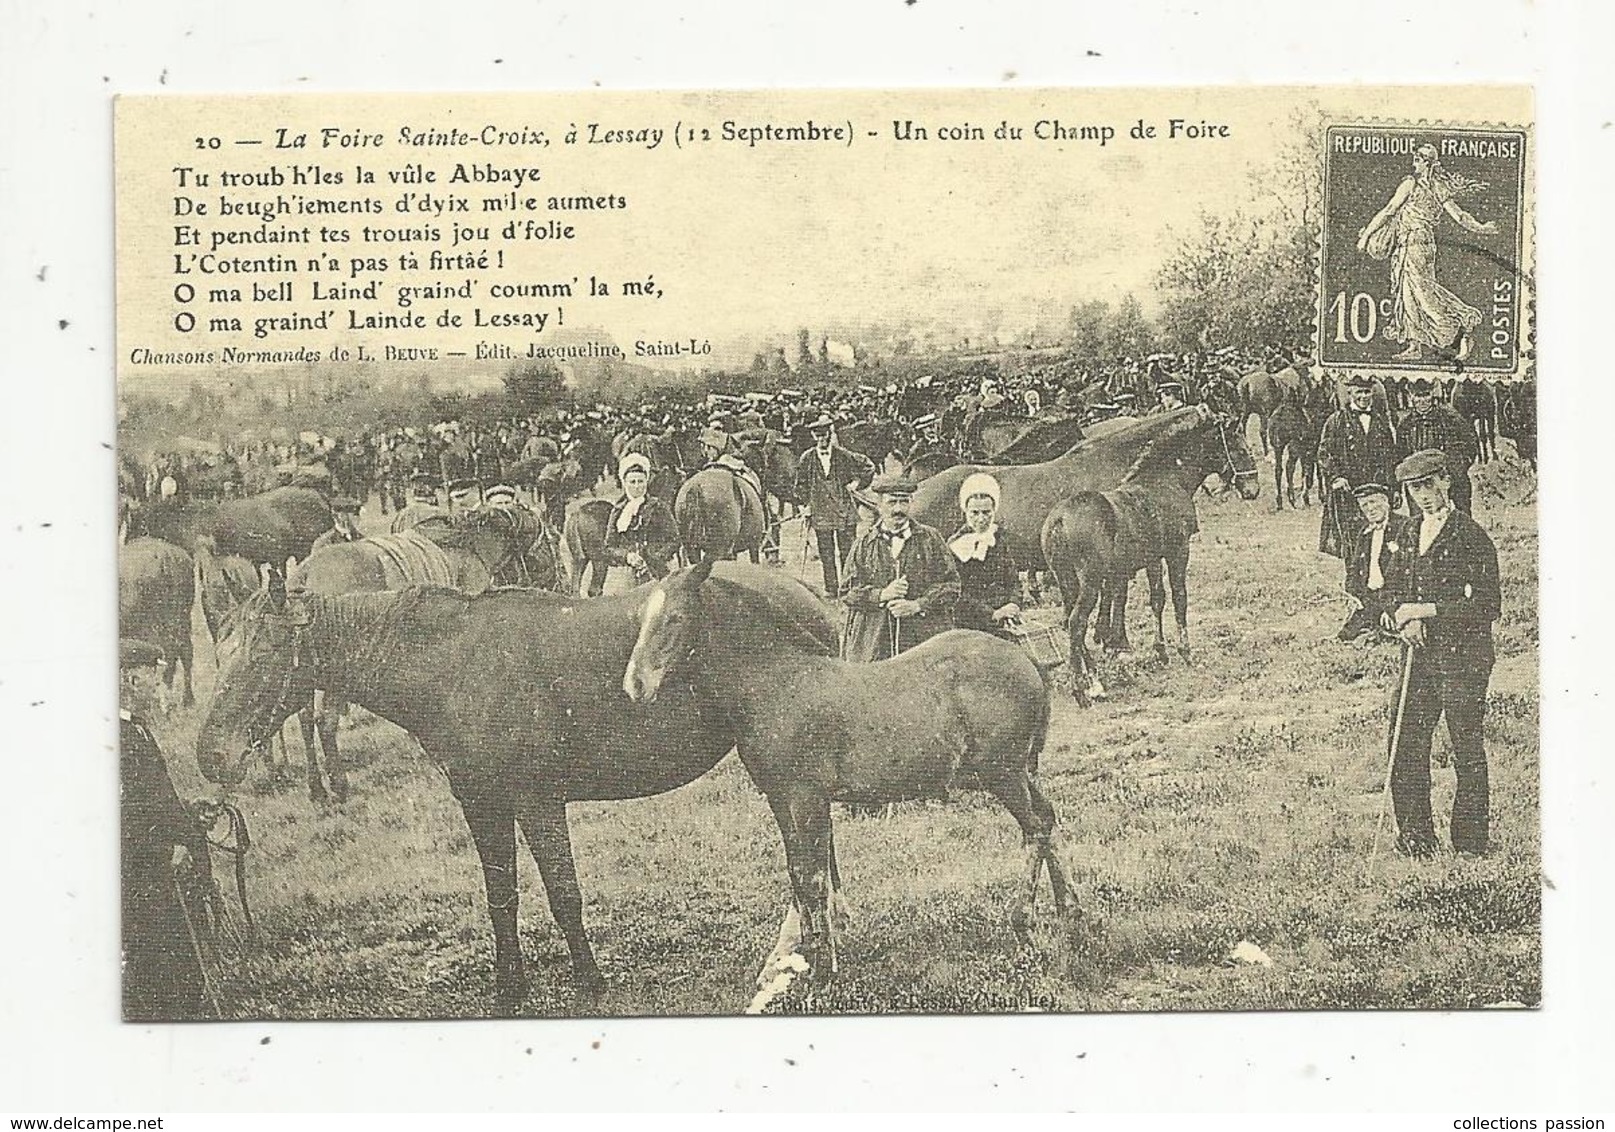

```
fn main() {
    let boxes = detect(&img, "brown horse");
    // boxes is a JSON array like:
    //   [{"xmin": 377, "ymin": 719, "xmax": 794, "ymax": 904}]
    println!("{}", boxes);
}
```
[
  {"xmin": 194, "ymin": 538, "xmax": 259, "ymax": 643},
  {"xmin": 195, "ymin": 562, "xmax": 838, "ymax": 1013},
  {"xmin": 674, "ymin": 466, "xmax": 768, "ymax": 563},
  {"xmin": 1041, "ymin": 410, "xmax": 1260, "ymax": 701},
  {"xmin": 119, "ymin": 537, "xmax": 196, "ymax": 708},
  {"xmin": 1500, "ymin": 380, "xmax": 1537, "ymax": 470},
  {"xmin": 623, "ymin": 558, "xmax": 1074, "ymax": 980},
  {"xmin": 560, "ymin": 496, "xmax": 615, "ymax": 597},
  {"xmin": 983, "ymin": 415, "xmax": 1087, "ymax": 465},
  {"xmin": 1267, "ymin": 378, "xmax": 1333, "ymax": 512},
  {"xmin": 274, "ymin": 511, "xmax": 524, "ymax": 802},
  {"xmin": 910, "ymin": 407, "xmax": 1203, "ymax": 573},
  {"xmin": 1451, "ymin": 380, "xmax": 1502, "ymax": 464},
  {"xmin": 212, "ymin": 486, "xmax": 333, "ymax": 566}
]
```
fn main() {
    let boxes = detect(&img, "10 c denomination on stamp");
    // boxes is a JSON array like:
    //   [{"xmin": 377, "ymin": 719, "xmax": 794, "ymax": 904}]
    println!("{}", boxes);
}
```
[{"xmin": 1318, "ymin": 123, "xmax": 1531, "ymax": 378}]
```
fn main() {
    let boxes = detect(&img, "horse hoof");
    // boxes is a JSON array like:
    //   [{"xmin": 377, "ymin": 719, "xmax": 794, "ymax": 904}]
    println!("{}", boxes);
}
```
[
  {"xmin": 308, "ymin": 785, "xmax": 329, "ymax": 804},
  {"xmin": 572, "ymin": 966, "xmax": 606, "ymax": 1000},
  {"xmin": 1154, "ymin": 644, "xmax": 1170, "ymax": 664}
]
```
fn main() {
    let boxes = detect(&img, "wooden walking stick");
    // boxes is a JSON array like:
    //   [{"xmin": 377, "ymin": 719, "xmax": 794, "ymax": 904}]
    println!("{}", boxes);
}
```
[{"xmin": 1369, "ymin": 641, "xmax": 1416, "ymax": 880}]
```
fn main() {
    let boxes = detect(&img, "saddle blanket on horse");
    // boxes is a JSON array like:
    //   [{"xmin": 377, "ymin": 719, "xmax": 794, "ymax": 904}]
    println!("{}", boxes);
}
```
[
  {"xmin": 705, "ymin": 458, "xmax": 766, "ymax": 508},
  {"xmin": 367, "ymin": 530, "xmax": 459, "ymax": 588}
]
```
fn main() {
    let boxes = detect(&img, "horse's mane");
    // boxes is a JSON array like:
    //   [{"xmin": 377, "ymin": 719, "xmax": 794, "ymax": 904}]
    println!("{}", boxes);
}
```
[
  {"xmin": 1119, "ymin": 410, "xmax": 1214, "ymax": 484},
  {"xmin": 700, "ymin": 569, "xmax": 839, "ymax": 659}
]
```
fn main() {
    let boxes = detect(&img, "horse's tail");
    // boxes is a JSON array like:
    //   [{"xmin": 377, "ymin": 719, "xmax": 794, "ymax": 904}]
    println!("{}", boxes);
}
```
[
  {"xmin": 1026, "ymin": 668, "xmax": 1052, "ymax": 775},
  {"xmin": 681, "ymin": 483, "xmax": 722, "ymax": 559}
]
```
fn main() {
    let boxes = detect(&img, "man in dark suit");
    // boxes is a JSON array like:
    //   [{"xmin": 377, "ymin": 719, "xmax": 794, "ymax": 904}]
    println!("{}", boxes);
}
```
[
  {"xmin": 1397, "ymin": 377, "xmax": 1480, "ymax": 515},
  {"xmin": 1318, "ymin": 373, "xmax": 1401, "ymax": 558},
  {"xmin": 1340, "ymin": 480, "xmax": 1419, "ymax": 642},
  {"xmin": 793, "ymin": 413, "xmax": 876, "ymax": 596},
  {"xmin": 839, "ymin": 472, "xmax": 960, "ymax": 662},
  {"xmin": 1385, "ymin": 449, "xmax": 1503, "ymax": 857}
]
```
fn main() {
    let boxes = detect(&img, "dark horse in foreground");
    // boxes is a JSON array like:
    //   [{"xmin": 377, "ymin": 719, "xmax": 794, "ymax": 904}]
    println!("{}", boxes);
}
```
[
  {"xmin": 623, "ymin": 559, "xmax": 1075, "ymax": 980},
  {"xmin": 276, "ymin": 511, "xmax": 526, "ymax": 802},
  {"xmin": 1041, "ymin": 410, "xmax": 1260, "ymax": 701},
  {"xmin": 196, "ymin": 563, "xmax": 841, "ymax": 1013}
]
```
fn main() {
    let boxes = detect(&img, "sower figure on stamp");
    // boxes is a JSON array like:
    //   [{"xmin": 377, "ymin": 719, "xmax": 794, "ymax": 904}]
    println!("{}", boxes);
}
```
[
  {"xmin": 839, "ymin": 472, "xmax": 960, "ymax": 663},
  {"xmin": 1398, "ymin": 377, "xmax": 1480, "ymax": 516},
  {"xmin": 792, "ymin": 413, "xmax": 876, "ymax": 597},
  {"xmin": 1318, "ymin": 372, "xmax": 1400, "ymax": 558},
  {"xmin": 1339, "ymin": 480, "xmax": 1418, "ymax": 642},
  {"xmin": 1385, "ymin": 449, "xmax": 1502, "ymax": 858}
]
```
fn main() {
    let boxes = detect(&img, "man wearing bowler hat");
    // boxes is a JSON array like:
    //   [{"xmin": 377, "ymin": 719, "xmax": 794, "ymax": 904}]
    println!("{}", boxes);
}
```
[
  {"xmin": 1318, "ymin": 373, "xmax": 1400, "ymax": 558},
  {"xmin": 1384, "ymin": 449, "xmax": 1502, "ymax": 857},
  {"xmin": 792, "ymin": 413, "xmax": 876, "ymax": 596},
  {"xmin": 1398, "ymin": 377, "xmax": 1479, "ymax": 516},
  {"xmin": 839, "ymin": 472, "xmax": 960, "ymax": 663}
]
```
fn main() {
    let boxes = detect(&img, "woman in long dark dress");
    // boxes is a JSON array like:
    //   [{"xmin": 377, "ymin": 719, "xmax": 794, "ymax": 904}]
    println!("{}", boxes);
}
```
[
  {"xmin": 949, "ymin": 472, "xmax": 1022, "ymax": 637},
  {"xmin": 603, "ymin": 453, "xmax": 680, "ymax": 595}
]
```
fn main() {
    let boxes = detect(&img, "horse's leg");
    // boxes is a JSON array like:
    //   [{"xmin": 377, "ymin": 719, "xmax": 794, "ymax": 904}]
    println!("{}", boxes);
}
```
[
  {"xmin": 297, "ymin": 707, "xmax": 325, "ymax": 800},
  {"xmin": 1108, "ymin": 573, "xmax": 1133, "ymax": 653},
  {"xmin": 514, "ymin": 797, "xmax": 605, "ymax": 996},
  {"xmin": 1027, "ymin": 777, "xmax": 1075, "ymax": 914},
  {"xmin": 1272, "ymin": 444, "xmax": 1286, "ymax": 511},
  {"xmin": 762, "ymin": 787, "xmax": 836, "ymax": 983},
  {"xmin": 1068, "ymin": 578, "xmax": 1104, "ymax": 702},
  {"xmin": 316, "ymin": 693, "xmax": 348, "ymax": 803},
  {"xmin": 975, "ymin": 764, "xmax": 1065, "ymax": 935},
  {"xmin": 460, "ymin": 798, "xmax": 525, "ymax": 1015},
  {"xmin": 1169, "ymin": 546, "xmax": 1192, "ymax": 662},
  {"xmin": 1145, "ymin": 560, "xmax": 1168, "ymax": 663}
]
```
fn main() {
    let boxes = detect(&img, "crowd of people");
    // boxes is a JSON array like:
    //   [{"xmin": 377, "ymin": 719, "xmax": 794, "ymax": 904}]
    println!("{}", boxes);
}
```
[{"xmin": 118, "ymin": 343, "xmax": 1528, "ymax": 1012}]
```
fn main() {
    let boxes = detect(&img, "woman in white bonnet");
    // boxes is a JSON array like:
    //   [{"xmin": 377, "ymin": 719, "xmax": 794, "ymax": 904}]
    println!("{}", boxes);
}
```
[
  {"xmin": 603, "ymin": 452, "xmax": 680, "ymax": 595},
  {"xmin": 949, "ymin": 471, "xmax": 1022, "ymax": 636}
]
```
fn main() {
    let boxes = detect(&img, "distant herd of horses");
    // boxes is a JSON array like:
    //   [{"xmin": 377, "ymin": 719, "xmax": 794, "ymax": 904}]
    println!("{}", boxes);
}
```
[{"xmin": 121, "ymin": 374, "xmax": 1531, "ymax": 1013}]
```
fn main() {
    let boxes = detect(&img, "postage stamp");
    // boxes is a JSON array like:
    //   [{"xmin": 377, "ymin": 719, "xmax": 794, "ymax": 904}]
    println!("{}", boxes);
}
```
[{"xmin": 1318, "ymin": 122, "xmax": 1532, "ymax": 378}]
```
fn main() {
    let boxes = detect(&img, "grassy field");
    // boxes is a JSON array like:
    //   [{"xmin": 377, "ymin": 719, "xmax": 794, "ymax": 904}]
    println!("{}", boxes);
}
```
[{"xmin": 143, "ymin": 454, "xmax": 1540, "ymax": 1018}]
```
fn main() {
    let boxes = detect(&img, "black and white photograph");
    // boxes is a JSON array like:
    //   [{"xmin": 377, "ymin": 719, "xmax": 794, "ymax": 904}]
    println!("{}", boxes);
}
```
[
  {"xmin": 110, "ymin": 86, "xmax": 1539, "ymax": 1021},
  {"xmin": 5, "ymin": 0, "xmax": 1609, "ymax": 1115}
]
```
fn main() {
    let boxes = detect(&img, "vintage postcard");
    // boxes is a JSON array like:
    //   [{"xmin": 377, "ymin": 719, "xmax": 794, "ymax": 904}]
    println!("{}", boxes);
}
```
[{"xmin": 113, "ymin": 85, "xmax": 1538, "ymax": 1021}]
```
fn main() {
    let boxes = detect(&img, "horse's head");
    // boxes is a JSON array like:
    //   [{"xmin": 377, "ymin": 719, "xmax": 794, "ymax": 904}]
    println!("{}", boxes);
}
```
[
  {"xmin": 196, "ymin": 572, "xmax": 315, "ymax": 788},
  {"xmin": 1209, "ymin": 408, "xmax": 1262, "ymax": 500},
  {"xmin": 623, "ymin": 558, "xmax": 715, "ymax": 704}
]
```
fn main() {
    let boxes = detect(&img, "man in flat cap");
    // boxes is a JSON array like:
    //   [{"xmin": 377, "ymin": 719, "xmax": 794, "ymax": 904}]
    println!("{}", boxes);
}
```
[
  {"xmin": 1384, "ymin": 449, "xmax": 1502, "ymax": 857},
  {"xmin": 1339, "ymin": 480, "xmax": 1418, "ymax": 642},
  {"xmin": 839, "ymin": 472, "xmax": 960, "ymax": 663},
  {"xmin": 1151, "ymin": 380, "xmax": 1187, "ymax": 415},
  {"xmin": 1397, "ymin": 377, "xmax": 1478, "ymax": 516},
  {"xmin": 793, "ymin": 413, "xmax": 876, "ymax": 596},
  {"xmin": 1318, "ymin": 373, "xmax": 1400, "ymax": 558}
]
